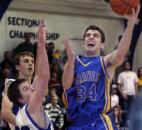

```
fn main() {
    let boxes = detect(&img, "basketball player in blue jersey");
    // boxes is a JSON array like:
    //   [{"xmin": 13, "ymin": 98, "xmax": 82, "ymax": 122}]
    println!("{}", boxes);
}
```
[
  {"xmin": 6, "ymin": 21, "xmax": 53, "ymax": 130},
  {"xmin": 62, "ymin": 6, "xmax": 140, "ymax": 130}
]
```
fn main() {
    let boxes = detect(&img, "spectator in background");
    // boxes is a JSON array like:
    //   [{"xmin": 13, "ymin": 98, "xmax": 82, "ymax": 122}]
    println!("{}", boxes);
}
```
[
  {"xmin": 60, "ymin": 49, "xmax": 67, "ymax": 71},
  {"xmin": 49, "ymin": 71, "xmax": 61, "ymax": 88},
  {"xmin": 117, "ymin": 61, "xmax": 138, "ymax": 127},
  {"xmin": 113, "ymin": 106, "xmax": 122, "ymax": 125},
  {"xmin": 43, "ymin": 88, "xmax": 57, "ymax": 107},
  {"xmin": 0, "ymin": 64, "xmax": 11, "ymax": 102},
  {"xmin": 115, "ymin": 122, "xmax": 121, "ymax": 130},
  {"xmin": 50, "ymin": 63, "xmax": 62, "ymax": 82},
  {"xmin": 45, "ymin": 95, "xmax": 64, "ymax": 130},
  {"xmin": 137, "ymin": 67, "xmax": 142, "ymax": 91},
  {"xmin": 46, "ymin": 42, "xmax": 55, "ymax": 64},
  {"xmin": 0, "ymin": 64, "xmax": 11, "ymax": 130},
  {"xmin": 61, "ymin": 49, "xmax": 67, "ymax": 63},
  {"xmin": 111, "ymin": 84, "xmax": 119, "ymax": 108},
  {"xmin": 0, "ymin": 51, "xmax": 16, "ymax": 78},
  {"xmin": 53, "ymin": 49, "xmax": 62, "ymax": 63},
  {"xmin": 12, "ymin": 32, "xmax": 34, "ymax": 58}
]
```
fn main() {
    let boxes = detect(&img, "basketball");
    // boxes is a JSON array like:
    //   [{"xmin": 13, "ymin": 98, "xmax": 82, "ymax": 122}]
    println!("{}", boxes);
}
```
[{"xmin": 110, "ymin": 0, "xmax": 139, "ymax": 15}]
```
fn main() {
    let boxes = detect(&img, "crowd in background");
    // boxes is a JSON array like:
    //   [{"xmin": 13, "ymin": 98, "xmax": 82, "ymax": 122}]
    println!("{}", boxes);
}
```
[{"xmin": 0, "ymin": 32, "xmax": 142, "ymax": 130}]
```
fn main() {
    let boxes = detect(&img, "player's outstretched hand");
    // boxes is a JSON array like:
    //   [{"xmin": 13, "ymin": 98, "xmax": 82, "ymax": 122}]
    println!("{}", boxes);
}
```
[
  {"xmin": 37, "ymin": 20, "xmax": 46, "ymax": 47},
  {"xmin": 125, "ymin": 5, "xmax": 140, "ymax": 25}
]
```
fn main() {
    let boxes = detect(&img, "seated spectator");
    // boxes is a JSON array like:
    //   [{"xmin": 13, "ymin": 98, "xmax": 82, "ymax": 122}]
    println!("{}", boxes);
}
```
[
  {"xmin": 49, "ymin": 72, "xmax": 61, "ymax": 88},
  {"xmin": 49, "ymin": 71, "xmax": 62, "ymax": 96},
  {"xmin": 52, "ymin": 49, "xmax": 62, "ymax": 63},
  {"xmin": 111, "ymin": 84, "xmax": 119, "ymax": 108},
  {"xmin": 113, "ymin": 106, "xmax": 122, "ymax": 124},
  {"xmin": 46, "ymin": 42, "xmax": 55, "ymax": 64},
  {"xmin": 0, "ymin": 51, "xmax": 15, "ymax": 78},
  {"xmin": 45, "ymin": 95, "xmax": 64, "ymax": 130},
  {"xmin": 50, "ymin": 62, "xmax": 63, "ymax": 81},
  {"xmin": 0, "ymin": 64, "xmax": 11, "ymax": 102},
  {"xmin": 116, "ymin": 122, "xmax": 121, "ymax": 130}
]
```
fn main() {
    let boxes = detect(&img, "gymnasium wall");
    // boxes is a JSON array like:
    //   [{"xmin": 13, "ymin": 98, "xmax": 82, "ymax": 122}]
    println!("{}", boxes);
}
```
[
  {"xmin": 1, "ymin": 0, "xmax": 141, "ymax": 70},
  {"xmin": 133, "ymin": 33, "xmax": 142, "ymax": 71},
  {"xmin": 0, "ymin": 11, "xmax": 124, "ymax": 61}
]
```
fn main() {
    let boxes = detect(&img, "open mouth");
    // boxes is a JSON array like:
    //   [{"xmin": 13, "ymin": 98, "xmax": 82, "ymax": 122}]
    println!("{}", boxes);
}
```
[
  {"xmin": 87, "ymin": 43, "xmax": 95, "ymax": 47},
  {"xmin": 28, "ymin": 68, "xmax": 33, "ymax": 71}
]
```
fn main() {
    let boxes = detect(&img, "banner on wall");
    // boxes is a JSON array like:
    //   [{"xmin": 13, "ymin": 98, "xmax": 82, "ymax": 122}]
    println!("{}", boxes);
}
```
[
  {"xmin": 5, "ymin": 10, "xmax": 124, "ymax": 55},
  {"xmin": 6, "ymin": 12, "xmax": 60, "ymax": 46}
]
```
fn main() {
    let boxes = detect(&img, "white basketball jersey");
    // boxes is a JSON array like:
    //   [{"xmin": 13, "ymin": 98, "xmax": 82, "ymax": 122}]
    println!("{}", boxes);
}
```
[{"xmin": 16, "ymin": 104, "xmax": 54, "ymax": 130}]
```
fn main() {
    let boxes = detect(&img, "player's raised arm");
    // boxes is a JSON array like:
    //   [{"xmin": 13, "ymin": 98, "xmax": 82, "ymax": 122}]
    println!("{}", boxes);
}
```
[
  {"xmin": 104, "ymin": 5, "xmax": 140, "ymax": 67},
  {"xmin": 1, "ymin": 79, "xmax": 16, "ymax": 125},
  {"xmin": 62, "ymin": 39, "xmax": 75, "ymax": 91},
  {"xmin": 28, "ymin": 21, "xmax": 50, "ymax": 113},
  {"xmin": 1, "ymin": 92, "xmax": 16, "ymax": 125}
]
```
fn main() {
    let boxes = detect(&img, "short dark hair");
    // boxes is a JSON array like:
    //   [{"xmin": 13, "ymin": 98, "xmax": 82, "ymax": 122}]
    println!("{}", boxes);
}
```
[
  {"xmin": 83, "ymin": 25, "xmax": 105, "ymax": 43},
  {"xmin": 8, "ymin": 79, "xmax": 26, "ymax": 107}
]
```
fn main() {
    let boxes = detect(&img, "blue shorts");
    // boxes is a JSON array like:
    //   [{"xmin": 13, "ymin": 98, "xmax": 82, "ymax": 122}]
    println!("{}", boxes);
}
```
[{"xmin": 67, "ymin": 112, "xmax": 117, "ymax": 130}]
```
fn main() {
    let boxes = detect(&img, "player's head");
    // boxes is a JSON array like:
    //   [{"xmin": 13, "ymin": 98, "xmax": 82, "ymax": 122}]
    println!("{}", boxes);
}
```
[
  {"xmin": 83, "ymin": 25, "xmax": 105, "ymax": 55},
  {"xmin": 8, "ymin": 79, "xmax": 34, "ymax": 107},
  {"xmin": 15, "ymin": 51, "xmax": 34, "ymax": 78}
]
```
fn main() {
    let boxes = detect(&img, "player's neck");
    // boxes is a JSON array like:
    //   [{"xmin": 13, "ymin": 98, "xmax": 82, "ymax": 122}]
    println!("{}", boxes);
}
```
[
  {"xmin": 85, "ymin": 51, "xmax": 100, "ymax": 57},
  {"xmin": 18, "ymin": 74, "xmax": 32, "ymax": 84}
]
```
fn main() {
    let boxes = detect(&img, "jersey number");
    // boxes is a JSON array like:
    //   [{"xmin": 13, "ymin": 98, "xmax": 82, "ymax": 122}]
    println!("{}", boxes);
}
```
[{"xmin": 77, "ymin": 84, "xmax": 97, "ymax": 102}]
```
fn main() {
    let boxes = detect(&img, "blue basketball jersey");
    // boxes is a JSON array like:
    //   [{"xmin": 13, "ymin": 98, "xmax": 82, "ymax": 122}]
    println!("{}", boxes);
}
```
[{"xmin": 64, "ymin": 55, "xmax": 115, "ymax": 129}]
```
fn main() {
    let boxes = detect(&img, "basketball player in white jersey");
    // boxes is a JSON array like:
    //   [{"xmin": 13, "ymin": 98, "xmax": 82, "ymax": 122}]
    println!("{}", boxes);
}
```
[{"xmin": 4, "ymin": 21, "xmax": 52, "ymax": 130}]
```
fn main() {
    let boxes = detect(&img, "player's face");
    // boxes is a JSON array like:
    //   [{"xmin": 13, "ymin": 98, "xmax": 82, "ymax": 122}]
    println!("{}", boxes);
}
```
[
  {"xmin": 18, "ymin": 81, "xmax": 34, "ymax": 104},
  {"xmin": 84, "ymin": 29, "xmax": 102, "ymax": 55},
  {"xmin": 16, "ymin": 55, "xmax": 34, "ymax": 78}
]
